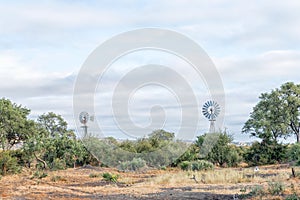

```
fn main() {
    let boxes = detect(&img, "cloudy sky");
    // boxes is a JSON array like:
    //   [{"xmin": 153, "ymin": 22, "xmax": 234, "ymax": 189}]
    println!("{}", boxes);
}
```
[{"xmin": 1, "ymin": 0, "xmax": 300, "ymax": 142}]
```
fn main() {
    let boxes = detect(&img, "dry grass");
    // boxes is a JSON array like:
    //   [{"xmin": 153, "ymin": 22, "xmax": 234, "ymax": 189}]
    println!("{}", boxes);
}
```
[
  {"xmin": 0, "ymin": 165, "xmax": 299, "ymax": 199},
  {"xmin": 147, "ymin": 166, "xmax": 294, "ymax": 185}
]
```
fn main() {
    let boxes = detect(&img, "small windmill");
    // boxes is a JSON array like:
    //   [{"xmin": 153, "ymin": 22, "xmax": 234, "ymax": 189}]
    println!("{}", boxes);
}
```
[
  {"xmin": 79, "ymin": 111, "xmax": 94, "ymax": 137},
  {"xmin": 202, "ymin": 100, "xmax": 220, "ymax": 133}
]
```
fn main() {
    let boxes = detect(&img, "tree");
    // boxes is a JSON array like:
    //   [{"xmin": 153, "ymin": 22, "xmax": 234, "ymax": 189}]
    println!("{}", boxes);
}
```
[
  {"xmin": 148, "ymin": 129, "xmax": 175, "ymax": 148},
  {"xmin": 243, "ymin": 82, "xmax": 300, "ymax": 143},
  {"xmin": 280, "ymin": 82, "xmax": 300, "ymax": 143},
  {"xmin": 37, "ymin": 112, "xmax": 71, "ymax": 137},
  {"xmin": 206, "ymin": 132, "xmax": 234, "ymax": 167},
  {"xmin": 195, "ymin": 132, "xmax": 239, "ymax": 167},
  {"xmin": 244, "ymin": 140, "xmax": 288, "ymax": 166},
  {"xmin": 22, "ymin": 112, "xmax": 87, "ymax": 170},
  {"xmin": 287, "ymin": 143, "xmax": 300, "ymax": 165},
  {"xmin": 0, "ymin": 98, "xmax": 34, "ymax": 150}
]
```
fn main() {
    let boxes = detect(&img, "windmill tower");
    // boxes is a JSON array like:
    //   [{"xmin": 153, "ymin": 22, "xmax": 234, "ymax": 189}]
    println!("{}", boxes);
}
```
[
  {"xmin": 202, "ymin": 100, "xmax": 220, "ymax": 133},
  {"xmin": 79, "ymin": 111, "xmax": 90, "ymax": 137}
]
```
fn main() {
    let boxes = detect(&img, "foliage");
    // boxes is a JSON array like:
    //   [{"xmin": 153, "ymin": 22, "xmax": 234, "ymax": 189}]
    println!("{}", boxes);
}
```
[
  {"xmin": 179, "ymin": 160, "xmax": 214, "ymax": 171},
  {"xmin": 102, "ymin": 172, "xmax": 119, "ymax": 183},
  {"xmin": 21, "ymin": 112, "xmax": 88, "ymax": 170},
  {"xmin": 190, "ymin": 160, "xmax": 214, "ymax": 171},
  {"xmin": 173, "ymin": 144, "xmax": 199, "ymax": 166},
  {"xmin": 286, "ymin": 194, "xmax": 300, "ymax": 200},
  {"xmin": 32, "ymin": 170, "xmax": 48, "ymax": 179},
  {"xmin": 0, "ymin": 150, "xmax": 21, "ymax": 175},
  {"xmin": 243, "ymin": 82, "xmax": 300, "ymax": 143},
  {"xmin": 249, "ymin": 185, "xmax": 265, "ymax": 196},
  {"xmin": 0, "ymin": 98, "xmax": 35, "ymax": 150},
  {"xmin": 148, "ymin": 129, "xmax": 175, "ymax": 143},
  {"xmin": 37, "ymin": 112, "xmax": 70, "ymax": 137},
  {"xmin": 118, "ymin": 158, "xmax": 146, "ymax": 171},
  {"xmin": 287, "ymin": 143, "xmax": 300, "ymax": 165},
  {"xmin": 198, "ymin": 132, "xmax": 240, "ymax": 167},
  {"xmin": 244, "ymin": 140, "xmax": 288, "ymax": 166},
  {"xmin": 268, "ymin": 181, "xmax": 285, "ymax": 195},
  {"xmin": 179, "ymin": 161, "xmax": 190, "ymax": 171}
]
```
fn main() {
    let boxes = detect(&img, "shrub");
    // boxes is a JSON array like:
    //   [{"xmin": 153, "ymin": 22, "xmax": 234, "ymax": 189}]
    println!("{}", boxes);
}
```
[
  {"xmin": 285, "ymin": 193, "xmax": 300, "ymax": 200},
  {"xmin": 179, "ymin": 161, "xmax": 190, "ymax": 171},
  {"xmin": 0, "ymin": 151, "xmax": 21, "ymax": 175},
  {"xmin": 50, "ymin": 158, "xmax": 66, "ymax": 170},
  {"xmin": 179, "ymin": 160, "xmax": 214, "ymax": 171},
  {"xmin": 102, "ymin": 172, "xmax": 119, "ymax": 183},
  {"xmin": 250, "ymin": 185, "xmax": 265, "ymax": 196},
  {"xmin": 244, "ymin": 141, "xmax": 288, "ymax": 166},
  {"xmin": 288, "ymin": 143, "xmax": 300, "ymax": 166},
  {"xmin": 32, "ymin": 170, "xmax": 48, "ymax": 179},
  {"xmin": 268, "ymin": 181, "xmax": 285, "ymax": 195},
  {"xmin": 190, "ymin": 160, "xmax": 214, "ymax": 171},
  {"xmin": 118, "ymin": 158, "xmax": 146, "ymax": 171}
]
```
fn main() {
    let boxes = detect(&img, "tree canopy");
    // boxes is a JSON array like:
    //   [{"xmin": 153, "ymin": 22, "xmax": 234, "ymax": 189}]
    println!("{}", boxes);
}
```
[
  {"xmin": 0, "ymin": 98, "xmax": 35, "ymax": 150},
  {"xmin": 243, "ymin": 82, "xmax": 300, "ymax": 143}
]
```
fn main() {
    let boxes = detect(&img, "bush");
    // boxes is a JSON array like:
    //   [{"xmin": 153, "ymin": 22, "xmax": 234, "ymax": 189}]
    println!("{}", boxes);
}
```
[
  {"xmin": 102, "ymin": 172, "xmax": 119, "ymax": 183},
  {"xmin": 244, "ymin": 141, "xmax": 288, "ymax": 166},
  {"xmin": 50, "ymin": 158, "xmax": 66, "ymax": 170},
  {"xmin": 179, "ymin": 160, "xmax": 214, "ymax": 171},
  {"xmin": 285, "ymin": 193, "xmax": 300, "ymax": 200},
  {"xmin": 288, "ymin": 143, "xmax": 300, "ymax": 166},
  {"xmin": 249, "ymin": 185, "xmax": 265, "ymax": 196},
  {"xmin": 268, "ymin": 181, "xmax": 285, "ymax": 195},
  {"xmin": 118, "ymin": 158, "xmax": 146, "ymax": 171},
  {"xmin": 0, "ymin": 151, "xmax": 21, "ymax": 175},
  {"xmin": 32, "ymin": 170, "xmax": 48, "ymax": 179},
  {"xmin": 191, "ymin": 160, "xmax": 214, "ymax": 171},
  {"xmin": 179, "ymin": 161, "xmax": 190, "ymax": 171}
]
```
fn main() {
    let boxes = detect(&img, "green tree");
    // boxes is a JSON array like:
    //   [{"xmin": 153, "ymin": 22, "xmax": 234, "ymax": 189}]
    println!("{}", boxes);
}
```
[
  {"xmin": 22, "ymin": 112, "xmax": 87, "ymax": 170},
  {"xmin": 287, "ymin": 143, "xmax": 300, "ymax": 165},
  {"xmin": 0, "ymin": 98, "xmax": 35, "ymax": 150},
  {"xmin": 148, "ymin": 129, "xmax": 175, "ymax": 148},
  {"xmin": 242, "ymin": 91, "xmax": 288, "ymax": 142},
  {"xmin": 196, "ymin": 132, "xmax": 239, "ymax": 167},
  {"xmin": 206, "ymin": 132, "xmax": 234, "ymax": 167},
  {"xmin": 244, "ymin": 140, "xmax": 288, "ymax": 166},
  {"xmin": 243, "ymin": 82, "xmax": 300, "ymax": 143},
  {"xmin": 37, "ymin": 112, "xmax": 71, "ymax": 137},
  {"xmin": 280, "ymin": 82, "xmax": 300, "ymax": 143}
]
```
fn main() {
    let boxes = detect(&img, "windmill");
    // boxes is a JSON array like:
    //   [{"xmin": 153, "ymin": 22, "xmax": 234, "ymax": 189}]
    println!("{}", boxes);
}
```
[
  {"xmin": 79, "ymin": 111, "xmax": 94, "ymax": 137},
  {"xmin": 202, "ymin": 100, "xmax": 220, "ymax": 133}
]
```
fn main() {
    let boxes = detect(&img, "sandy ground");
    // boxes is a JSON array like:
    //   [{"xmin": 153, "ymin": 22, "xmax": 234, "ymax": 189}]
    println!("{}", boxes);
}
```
[{"xmin": 0, "ymin": 165, "xmax": 299, "ymax": 200}]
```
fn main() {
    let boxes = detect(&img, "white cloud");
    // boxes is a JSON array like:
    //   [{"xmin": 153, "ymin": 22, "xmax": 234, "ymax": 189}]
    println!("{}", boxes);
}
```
[{"xmin": 1, "ymin": 0, "xmax": 300, "ymax": 141}]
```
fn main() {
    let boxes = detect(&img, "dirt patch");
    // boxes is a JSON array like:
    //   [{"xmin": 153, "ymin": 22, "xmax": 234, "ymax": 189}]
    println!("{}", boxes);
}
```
[{"xmin": 0, "ymin": 165, "xmax": 299, "ymax": 200}]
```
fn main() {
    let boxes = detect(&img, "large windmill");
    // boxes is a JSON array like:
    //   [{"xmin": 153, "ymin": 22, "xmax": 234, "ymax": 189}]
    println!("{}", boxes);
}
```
[
  {"xmin": 202, "ymin": 100, "xmax": 220, "ymax": 133},
  {"xmin": 79, "ymin": 111, "xmax": 94, "ymax": 137}
]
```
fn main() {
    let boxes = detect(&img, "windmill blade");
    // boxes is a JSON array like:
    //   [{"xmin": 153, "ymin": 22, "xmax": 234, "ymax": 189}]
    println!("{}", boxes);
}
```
[{"xmin": 202, "ymin": 100, "xmax": 220, "ymax": 120}]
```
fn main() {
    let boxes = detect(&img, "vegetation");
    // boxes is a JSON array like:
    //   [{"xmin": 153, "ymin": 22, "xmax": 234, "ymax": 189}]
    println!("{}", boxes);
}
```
[
  {"xmin": 243, "ymin": 82, "xmax": 300, "ymax": 143},
  {"xmin": 102, "ymin": 172, "xmax": 119, "ymax": 183},
  {"xmin": 1, "ymin": 82, "xmax": 300, "ymax": 177}
]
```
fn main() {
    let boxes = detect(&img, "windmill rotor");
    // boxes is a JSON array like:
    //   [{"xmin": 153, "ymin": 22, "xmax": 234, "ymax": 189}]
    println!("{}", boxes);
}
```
[
  {"xmin": 202, "ymin": 100, "xmax": 220, "ymax": 133},
  {"xmin": 79, "ymin": 111, "xmax": 90, "ymax": 137},
  {"xmin": 79, "ymin": 111, "xmax": 89, "ymax": 125},
  {"xmin": 202, "ymin": 100, "xmax": 220, "ymax": 121}
]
